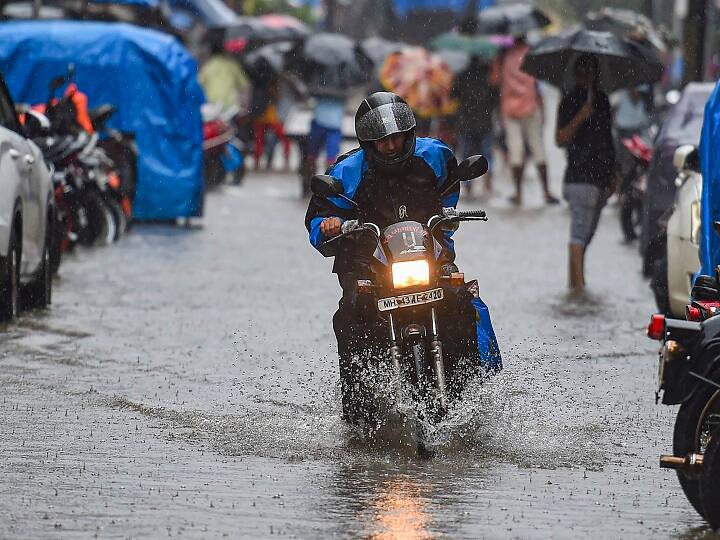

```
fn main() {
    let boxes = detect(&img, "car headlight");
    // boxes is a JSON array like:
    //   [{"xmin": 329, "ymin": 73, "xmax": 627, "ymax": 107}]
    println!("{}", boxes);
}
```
[
  {"xmin": 391, "ymin": 260, "xmax": 430, "ymax": 289},
  {"xmin": 690, "ymin": 200, "xmax": 701, "ymax": 246}
]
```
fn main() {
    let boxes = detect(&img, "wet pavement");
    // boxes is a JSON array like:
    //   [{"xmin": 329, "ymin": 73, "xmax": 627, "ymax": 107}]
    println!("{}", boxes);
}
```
[{"xmin": 0, "ymin": 141, "xmax": 712, "ymax": 538}]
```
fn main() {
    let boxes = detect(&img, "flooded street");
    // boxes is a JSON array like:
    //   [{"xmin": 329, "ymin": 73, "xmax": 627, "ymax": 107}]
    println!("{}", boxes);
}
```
[{"xmin": 0, "ymin": 160, "xmax": 709, "ymax": 538}]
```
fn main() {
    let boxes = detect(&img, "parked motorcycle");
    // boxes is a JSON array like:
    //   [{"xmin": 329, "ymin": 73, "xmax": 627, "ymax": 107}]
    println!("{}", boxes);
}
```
[
  {"xmin": 648, "ymin": 271, "xmax": 720, "ymax": 527},
  {"xmin": 617, "ymin": 129, "xmax": 654, "ymax": 242},
  {"xmin": 310, "ymin": 155, "xmax": 498, "ymax": 455},
  {"xmin": 202, "ymin": 103, "xmax": 246, "ymax": 186}
]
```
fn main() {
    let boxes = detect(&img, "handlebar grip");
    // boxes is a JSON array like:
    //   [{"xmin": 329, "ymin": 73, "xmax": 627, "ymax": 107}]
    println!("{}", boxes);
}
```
[{"xmin": 457, "ymin": 210, "xmax": 487, "ymax": 218}]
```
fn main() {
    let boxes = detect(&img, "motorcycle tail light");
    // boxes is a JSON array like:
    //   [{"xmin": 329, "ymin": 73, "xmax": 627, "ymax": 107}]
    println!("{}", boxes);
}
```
[
  {"xmin": 686, "ymin": 305, "xmax": 702, "ymax": 321},
  {"xmin": 647, "ymin": 314, "xmax": 666, "ymax": 340},
  {"xmin": 391, "ymin": 260, "xmax": 430, "ymax": 289},
  {"xmin": 107, "ymin": 172, "xmax": 121, "ymax": 190}
]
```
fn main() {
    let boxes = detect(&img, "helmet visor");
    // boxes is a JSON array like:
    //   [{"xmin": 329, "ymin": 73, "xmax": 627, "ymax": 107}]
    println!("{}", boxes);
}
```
[{"xmin": 355, "ymin": 102, "xmax": 416, "ymax": 142}]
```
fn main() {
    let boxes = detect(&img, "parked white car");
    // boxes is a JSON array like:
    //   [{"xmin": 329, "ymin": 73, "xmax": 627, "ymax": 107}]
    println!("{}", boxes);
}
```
[
  {"xmin": 0, "ymin": 74, "xmax": 54, "ymax": 321},
  {"xmin": 665, "ymin": 145, "xmax": 702, "ymax": 317}
]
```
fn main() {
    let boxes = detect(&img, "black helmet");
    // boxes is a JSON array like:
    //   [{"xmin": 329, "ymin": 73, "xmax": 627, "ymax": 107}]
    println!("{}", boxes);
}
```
[{"xmin": 355, "ymin": 92, "xmax": 416, "ymax": 167}]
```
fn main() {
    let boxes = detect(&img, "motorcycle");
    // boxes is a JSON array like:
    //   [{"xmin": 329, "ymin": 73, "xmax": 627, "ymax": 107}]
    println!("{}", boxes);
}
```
[
  {"xmin": 617, "ymin": 129, "xmax": 654, "ymax": 242},
  {"xmin": 202, "ymin": 103, "xmax": 246, "ymax": 186},
  {"xmin": 310, "ymin": 155, "xmax": 500, "ymax": 455},
  {"xmin": 647, "ymin": 268, "xmax": 720, "ymax": 528}
]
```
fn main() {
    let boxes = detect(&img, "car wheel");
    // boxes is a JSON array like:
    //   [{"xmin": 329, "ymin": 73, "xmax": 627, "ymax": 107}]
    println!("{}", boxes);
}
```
[
  {"xmin": 23, "ymin": 211, "xmax": 53, "ymax": 309},
  {"xmin": 0, "ymin": 221, "xmax": 20, "ymax": 321}
]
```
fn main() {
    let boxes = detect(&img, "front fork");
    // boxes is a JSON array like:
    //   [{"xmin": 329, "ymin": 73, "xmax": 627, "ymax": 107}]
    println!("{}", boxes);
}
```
[{"xmin": 388, "ymin": 308, "xmax": 448, "ymax": 411}]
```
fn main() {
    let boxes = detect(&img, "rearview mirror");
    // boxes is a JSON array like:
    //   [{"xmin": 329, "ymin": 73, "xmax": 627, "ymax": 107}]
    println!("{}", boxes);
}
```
[
  {"xmin": 457, "ymin": 155, "xmax": 489, "ymax": 181},
  {"xmin": 310, "ymin": 174, "xmax": 344, "ymax": 198},
  {"xmin": 49, "ymin": 76, "xmax": 65, "ymax": 92},
  {"xmin": 714, "ymin": 221, "xmax": 720, "ymax": 237},
  {"xmin": 673, "ymin": 145, "xmax": 700, "ymax": 173}
]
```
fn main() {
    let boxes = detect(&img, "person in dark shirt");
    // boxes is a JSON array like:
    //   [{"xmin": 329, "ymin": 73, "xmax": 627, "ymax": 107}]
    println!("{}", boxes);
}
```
[{"xmin": 556, "ymin": 54, "xmax": 616, "ymax": 291}]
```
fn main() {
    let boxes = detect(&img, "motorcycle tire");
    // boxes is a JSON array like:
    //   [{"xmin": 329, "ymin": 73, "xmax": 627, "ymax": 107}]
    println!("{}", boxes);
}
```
[
  {"xmin": 673, "ymin": 367, "xmax": 720, "ymax": 518},
  {"xmin": 49, "ymin": 207, "xmax": 66, "ymax": 276},
  {"xmin": 104, "ymin": 195, "xmax": 127, "ymax": 241},
  {"xmin": 231, "ymin": 161, "xmax": 246, "ymax": 185},
  {"xmin": 204, "ymin": 154, "xmax": 225, "ymax": 187},
  {"xmin": 22, "ymin": 211, "xmax": 53, "ymax": 309},
  {"xmin": 0, "ymin": 222, "xmax": 20, "ymax": 321},
  {"xmin": 81, "ymin": 189, "xmax": 116, "ymax": 247},
  {"xmin": 409, "ymin": 339, "xmax": 435, "ymax": 458},
  {"xmin": 700, "ymin": 426, "xmax": 720, "ymax": 529}
]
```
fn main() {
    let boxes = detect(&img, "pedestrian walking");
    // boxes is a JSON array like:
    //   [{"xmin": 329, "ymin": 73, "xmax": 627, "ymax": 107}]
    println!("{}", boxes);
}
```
[
  {"xmin": 497, "ymin": 35, "xmax": 558, "ymax": 205},
  {"xmin": 452, "ymin": 55, "xmax": 498, "ymax": 194},
  {"xmin": 556, "ymin": 54, "xmax": 615, "ymax": 291},
  {"xmin": 251, "ymin": 75, "xmax": 291, "ymax": 171},
  {"xmin": 306, "ymin": 92, "xmax": 346, "ymax": 173},
  {"xmin": 198, "ymin": 38, "xmax": 250, "ymax": 114}
]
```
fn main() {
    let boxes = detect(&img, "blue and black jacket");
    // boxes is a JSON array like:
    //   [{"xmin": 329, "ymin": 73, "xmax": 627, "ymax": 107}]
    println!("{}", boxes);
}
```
[{"xmin": 304, "ymin": 137, "xmax": 460, "ymax": 274}]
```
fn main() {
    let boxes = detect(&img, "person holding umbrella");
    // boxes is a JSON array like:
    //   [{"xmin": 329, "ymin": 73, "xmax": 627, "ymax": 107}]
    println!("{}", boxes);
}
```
[
  {"xmin": 522, "ymin": 28, "xmax": 664, "ymax": 291},
  {"xmin": 556, "ymin": 54, "xmax": 615, "ymax": 291}
]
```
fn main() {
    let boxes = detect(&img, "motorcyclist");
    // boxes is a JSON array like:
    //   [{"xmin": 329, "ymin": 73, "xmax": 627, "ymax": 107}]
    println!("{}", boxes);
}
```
[{"xmin": 304, "ymin": 92, "xmax": 501, "ymax": 422}]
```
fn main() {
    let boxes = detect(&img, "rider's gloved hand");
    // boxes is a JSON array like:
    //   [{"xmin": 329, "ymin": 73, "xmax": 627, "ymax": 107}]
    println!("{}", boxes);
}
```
[
  {"xmin": 320, "ymin": 217, "xmax": 343, "ymax": 238},
  {"xmin": 441, "ymin": 263, "xmax": 459, "ymax": 276},
  {"xmin": 441, "ymin": 207, "xmax": 459, "ymax": 218}
]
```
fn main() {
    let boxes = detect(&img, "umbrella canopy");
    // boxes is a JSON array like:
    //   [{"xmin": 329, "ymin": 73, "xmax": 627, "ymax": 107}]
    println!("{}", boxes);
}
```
[
  {"xmin": 473, "ymin": 4, "xmax": 550, "ymax": 36},
  {"xmin": 521, "ymin": 29, "xmax": 664, "ymax": 93},
  {"xmin": 224, "ymin": 15, "xmax": 306, "ymax": 53},
  {"xmin": 258, "ymin": 13, "xmax": 309, "ymax": 41},
  {"xmin": 359, "ymin": 36, "xmax": 406, "ymax": 67},
  {"xmin": 285, "ymin": 32, "xmax": 372, "ymax": 93},
  {"xmin": 584, "ymin": 8, "xmax": 666, "ymax": 52},
  {"xmin": 379, "ymin": 47, "xmax": 458, "ymax": 118},
  {"xmin": 241, "ymin": 40, "xmax": 293, "ymax": 76},
  {"xmin": 430, "ymin": 32, "xmax": 500, "ymax": 59}
]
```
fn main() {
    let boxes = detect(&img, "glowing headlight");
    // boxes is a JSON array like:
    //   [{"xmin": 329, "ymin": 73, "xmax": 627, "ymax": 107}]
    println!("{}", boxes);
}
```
[
  {"xmin": 391, "ymin": 260, "xmax": 430, "ymax": 289},
  {"xmin": 691, "ymin": 200, "xmax": 701, "ymax": 246}
]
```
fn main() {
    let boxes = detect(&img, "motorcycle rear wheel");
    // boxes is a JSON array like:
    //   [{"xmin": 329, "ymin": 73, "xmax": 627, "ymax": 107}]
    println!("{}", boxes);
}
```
[
  {"xmin": 701, "ymin": 427, "xmax": 720, "ymax": 529},
  {"xmin": 673, "ymin": 369, "xmax": 720, "ymax": 518}
]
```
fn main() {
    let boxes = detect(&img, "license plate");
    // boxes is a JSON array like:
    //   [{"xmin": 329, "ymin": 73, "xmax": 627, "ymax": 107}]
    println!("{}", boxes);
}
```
[{"xmin": 377, "ymin": 288, "xmax": 444, "ymax": 312}]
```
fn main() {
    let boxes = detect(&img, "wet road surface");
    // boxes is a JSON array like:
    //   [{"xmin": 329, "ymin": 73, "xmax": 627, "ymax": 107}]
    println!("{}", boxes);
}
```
[{"xmin": 0, "ymin": 160, "xmax": 711, "ymax": 538}]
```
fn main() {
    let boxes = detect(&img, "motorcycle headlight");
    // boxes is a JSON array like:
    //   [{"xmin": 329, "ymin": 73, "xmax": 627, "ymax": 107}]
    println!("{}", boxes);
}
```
[
  {"xmin": 391, "ymin": 260, "xmax": 430, "ymax": 289},
  {"xmin": 690, "ymin": 200, "xmax": 701, "ymax": 246}
]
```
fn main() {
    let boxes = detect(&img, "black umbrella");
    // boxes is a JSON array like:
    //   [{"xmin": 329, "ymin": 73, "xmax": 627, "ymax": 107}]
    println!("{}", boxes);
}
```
[
  {"xmin": 584, "ymin": 8, "xmax": 666, "ymax": 52},
  {"xmin": 473, "ymin": 4, "xmax": 551, "ymax": 36},
  {"xmin": 359, "ymin": 36, "xmax": 406, "ymax": 67},
  {"xmin": 521, "ymin": 29, "xmax": 664, "ymax": 93},
  {"xmin": 285, "ymin": 33, "xmax": 373, "ymax": 93},
  {"xmin": 224, "ymin": 16, "xmax": 306, "ymax": 53},
  {"xmin": 241, "ymin": 41, "xmax": 293, "ymax": 77}
]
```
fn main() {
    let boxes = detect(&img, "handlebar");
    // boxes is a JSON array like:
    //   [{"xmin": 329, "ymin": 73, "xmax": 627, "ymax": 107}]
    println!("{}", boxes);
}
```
[{"xmin": 457, "ymin": 210, "xmax": 487, "ymax": 219}]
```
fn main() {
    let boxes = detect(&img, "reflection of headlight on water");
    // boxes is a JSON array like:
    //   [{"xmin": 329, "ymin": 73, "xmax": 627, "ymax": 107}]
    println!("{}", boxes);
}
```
[
  {"xmin": 369, "ymin": 480, "xmax": 430, "ymax": 540},
  {"xmin": 392, "ymin": 260, "xmax": 430, "ymax": 289}
]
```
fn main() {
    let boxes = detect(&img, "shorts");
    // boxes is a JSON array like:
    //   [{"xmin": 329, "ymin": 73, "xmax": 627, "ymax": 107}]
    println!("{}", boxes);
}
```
[
  {"xmin": 563, "ymin": 182, "xmax": 605, "ymax": 247},
  {"xmin": 504, "ymin": 109, "xmax": 546, "ymax": 167},
  {"xmin": 308, "ymin": 120, "xmax": 342, "ymax": 163}
]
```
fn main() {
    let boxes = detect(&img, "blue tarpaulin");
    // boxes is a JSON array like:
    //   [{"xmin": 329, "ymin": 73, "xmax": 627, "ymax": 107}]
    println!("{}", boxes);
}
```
[
  {"xmin": 700, "ymin": 79, "xmax": 720, "ymax": 275},
  {"xmin": 392, "ymin": 0, "xmax": 495, "ymax": 18},
  {"xmin": 0, "ymin": 20, "xmax": 205, "ymax": 220}
]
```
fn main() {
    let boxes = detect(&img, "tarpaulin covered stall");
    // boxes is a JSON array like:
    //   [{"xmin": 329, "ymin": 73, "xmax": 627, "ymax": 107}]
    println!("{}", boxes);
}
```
[
  {"xmin": 700, "ymin": 80, "xmax": 720, "ymax": 274},
  {"xmin": 0, "ymin": 20, "xmax": 205, "ymax": 219}
]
